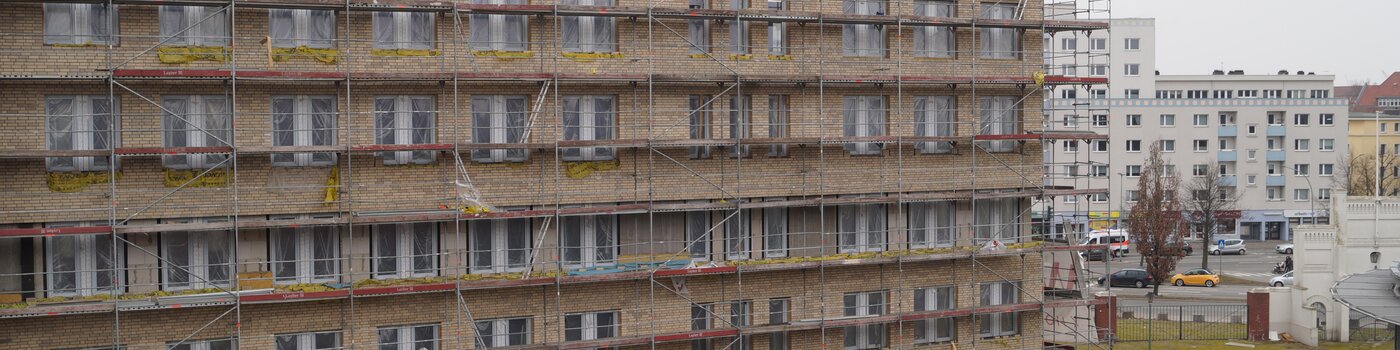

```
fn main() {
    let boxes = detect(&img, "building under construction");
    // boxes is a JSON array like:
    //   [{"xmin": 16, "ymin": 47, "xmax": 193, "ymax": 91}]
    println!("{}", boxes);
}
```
[{"xmin": 0, "ymin": 0, "xmax": 1111, "ymax": 349}]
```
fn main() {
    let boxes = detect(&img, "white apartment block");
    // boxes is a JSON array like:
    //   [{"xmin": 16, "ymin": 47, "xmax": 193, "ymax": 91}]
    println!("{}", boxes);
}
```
[{"xmin": 1038, "ymin": 18, "xmax": 1350, "ymax": 242}]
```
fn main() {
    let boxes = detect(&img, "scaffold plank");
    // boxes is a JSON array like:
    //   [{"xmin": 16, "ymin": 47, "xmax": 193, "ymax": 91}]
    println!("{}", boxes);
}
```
[
  {"xmin": 114, "ymin": 146, "xmax": 234, "ymax": 156},
  {"xmin": 349, "ymin": 143, "xmax": 455, "ymax": 152},
  {"xmin": 0, "ymin": 149, "xmax": 113, "ymax": 158},
  {"xmin": 0, "ymin": 226, "xmax": 114, "ymax": 238}
]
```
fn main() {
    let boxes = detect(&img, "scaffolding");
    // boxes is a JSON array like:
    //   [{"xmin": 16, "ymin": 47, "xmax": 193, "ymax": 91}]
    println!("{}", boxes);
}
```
[{"xmin": 0, "ymin": 0, "xmax": 1113, "ymax": 349}]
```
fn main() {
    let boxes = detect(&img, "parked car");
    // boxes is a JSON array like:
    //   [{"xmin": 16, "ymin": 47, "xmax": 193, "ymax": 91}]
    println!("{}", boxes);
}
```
[
  {"xmin": 1098, "ymin": 268, "xmax": 1154, "ymax": 288},
  {"xmin": 1170, "ymin": 268, "xmax": 1220, "ymax": 287},
  {"xmin": 1270, "ymin": 271, "xmax": 1294, "ymax": 287},
  {"xmin": 1081, "ymin": 248, "xmax": 1109, "ymax": 262},
  {"xmin": 1208, "ymin": 239, "xmax": 1247, "ymax": 255},
  {"xmin": 1276, "ymin": 243, "xmax": 1294, "ymax": 254}
]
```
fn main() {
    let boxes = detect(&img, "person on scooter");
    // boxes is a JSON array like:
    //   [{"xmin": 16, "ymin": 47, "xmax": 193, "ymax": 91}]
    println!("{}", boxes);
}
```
[{"xmin": 1284, "ymin": 255, "xmax": 1293, "ymax": 272}]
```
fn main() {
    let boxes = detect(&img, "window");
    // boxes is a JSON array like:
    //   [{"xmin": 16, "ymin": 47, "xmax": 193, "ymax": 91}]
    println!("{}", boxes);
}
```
[
  {"xmin": 763, "ymin": 202, "xmax": 788, "ymax": 258},
  {"xmin": 46, "ymin": 95, "xmax": 117, "ymax": 172},
  {"xmin": 564, "ymin": 311, "xmax": 618, "ymax": 342},
  {"xmin": 1294, "ymin": 164, "xmax": 1310, "ymax": 176},
  {"xmin": 838, "ymin": 203, "xmax": 886, "ymax": 253},
  {"xmin": 1263, "ymin": 90, "xmax": 1282, "ymax": 98},
  {"xmin": 691, "ymin": 303, "xmax": 713, "ymax": 350},
  {"xmin": 371, "ymin": 223, "xmax": 438, "ymax": 279},
  {"xmin": 1319, "ymin": 188, "xmax": 1332, "ymax": 200},
  {"xmin": 1091, "ymin": 165, "xmax": 1108, "ymax": 177},
  {"xmin": 730, "ymin": 95, "xmax": 753, "ymax": 157},
  {"xmin": 271, "ymin": 95, "xmax": 337, "ymax": 167},
  {"xmin": 275, "ymin": 331, "xmax": 340, "ymax": 350},
  {"xmin": 1064, "ymin": 140, "xmax": 1079, "ymax": 153},
  {"xmin": 162, "ymin": 95, "xmax": 231, "ymax": 169},
  {"xmin": 768, "ymin": 299, "xmax": 790, "ymax": 350},
  {"xmin": 45, "ymin": 231, "xmax": 123, "ymax": 297},
  {"xmin": 168, "ymin": 339, "xmax": 234, "ymax": 350},
  {"xmin": 1090, "ymin": 193, "xmax": 1108, "ymax": 203},
  {"xmin": 1059, "ymin": 89, "xmax": 1077, "ymax": 99},
  {"xmin": 1156, "ymin": 90, "xmax": 1182, "ymax": 99},
  {"xmin": 470, "ymin": 218, "xmax": 531, "ymax": 273},
  {"xmin": 689, "ymin": 95, "xmax": 715, "ymax": 159},
  {"xmin": 1193, "ymin": 139, "xmax": 1208, "ymax": 152},
  {"xmin": 843, "ymin": 291, "xmax": 886, "ymax": 350},
  {"xmin": 1123, "ymin": 38, "xmax": 1140, "ymax": 50},
  {"xmin": 561, "ymin": 214, "xmax": 617, "ymax": 268},
  {"xmin": 843, "ymin": 95, "xmax": 886, "ymax": 155},
  {"xmin": 1125, "ymin": 89, "xmax": 1140, "ymax": 99},
  {"xmin": 1159, "ymin": 114, "xmax": 1175, "ymax": 126},
  {"xmin": 1293, "ymin": 114, "xmax": 1310, "ymax": 126},
  {"xmin": 1125, "ymin": 165, "xmax": 1141, "ymax": 177},
  {"xmin": 1187, "ymin": 90, "xmax": 1209, "ymax": 99},
  {"xmin": 1383, "ymin": 98, "xmax": 1400, "ymax": 108},
  {"xmin": 562, "ymin": 95, "xmax": 617, "ymax": 161},
  {"xmin": 561, "ymin": 0, "xmax": 616, "ymax": 52},
  {"xmin": 1091, "ymin": 114, "xmax": 1108, "ymax": 127},
  {"xmin": 1125, "ymin": 140, "xmax": 1141, "ymax": 152},
  {"xmin": 1238, "ymin": 90, "xmax": 1259, "ymax": 98},
  {"xmin": 980, "ymin": 282, "xmax": 1020, "ymax": 337},
  {"xmin": 768, "ymin": 95, "xmax": 790, "ymax": 157},
  {"xmin": 909, "ymin": 202, "xmax": 955, "ymax": 248},
  {"xmin": 270, "ymin": 214, "xmax": 340, "ymax": 284},
  {"xmin": 1218, "ymin": 138, "xmax": 1233, "ymax": 151},
  {"xmin": 1089, "ymin": 38, "xmax": 1107, "ymax": 50},
  {"xmin": 729, "ymin": 0, "xmax": 750, "ymax": 55},
  {"xmin": 1219, "ymin": 113, "xmax": 1236, "ymax": 125},
  {"xmin": 474, "ymin": 318, "xmax": 530, "ymax": 348},
  {"xmin": 974, "ymin": 198, "xmax": 1019, "ymax": 242},
  {"xmin": 270, "ymin": 9, "xmax": 335, "ymax": 49},
  {"xmin": 1089, "ymin": 64, "xmax": 1107, "ymax": 76},
  {"xmin": 1124, "ymin": 64, "xmax": 1140, "ymax": 76},
  {"xmin": 979, "ymin": 3, "xmax": 1019, "ymax": 59},
  {"xmin": 913, "ymin": 1, "xmax": 955, "ymax": 58},
  {"xmin": 914, "ymin": 286, "xmax": 955, "ymax": 343},
  {"xmin": 1267, "ymin": 187, "xmax": 1283, "ymax": 201},
  {"xmin": 725, "ymin": 209, "xmax": 752, "ymax": 260},
  {"xmin": 1060, "ymin": 38, "xmax": 1077, "ymax": 51},
  {"xmin": 686, "ymin": 209, "xmax": 713, "ymax": 260},
  {"xmin": 1125, "ymin": 190, "xmax": 1140, "ymax": 203},
  {"xmin": 915, "ymin": 96, "xmax": 955, "ymax": 154},
  {"xmin": 44, "ymin": 4, "xmax": 115, "ymax": 45},
  {"xmin": 1160, "ymin": 140, "xmax": 1175, "ymax": 152},
  {"xmin": 767, "ymin": 1, "xmax": 787, "ymax": 56},
  {"xmin": 1248, "ymin": 149, "xmax": 1257, "ymax": 159},
  {"xmin": 687, "ymin": 0, "xmax": 711, "ymax": 54},
  {"xmin": 1090, "ymin": 89, "xmax": 1107, "ymax": 99},
  {"xmin": 1125, "ymin": 114, "xmax": 1141, "ymax": 126},
  {"xmin": 377, "ymin": 325, "xmax": 438, "ymax": 350},
  {"xmin": 374, "ymin": 95, "xmax": 437, "ymax": 165},
  {"xmin": 1193, "ymin": 114, "xmax": 1208, "ymax": 126},
  {"xmin": 979, "ymin": 96, "xmax": 1019, "ymax": 152},
  {"xmin": 1287, "ymin": 90, "xmax": 1306, "ymax": 99},
  {"xmin": 1061, "ymin": 64, "xmax": 1077, "ymax": 77},
  {"xmin": 1162, "ymin": 164, "xmax": 1177, "ymax": 177},
  {"xmin": 1213, "ymin": 90, "xmax": 1233, "ymax": 99},
  {"xmin": 843, "ymin": 0, "xmax": 885, "ymax": 57},
  {"xmin": 471, "ymin": 95, "xmax": 529, "ymax": 163},
  {"xmin": 160, "ymin": 6, "xmax": 229, "ymax": 47},
  {"xmin": 1321, "ymin": 114, "xmax": 1335, "ymax": 125},
  {"xmin": 1247, "ymin": 124, "xmax": 1257, "ymax": 134},
  {"xmin": 1311, "ymin": 89, "xmax": 1331, "ymax": 98},
  {"xmin": 1192, "ymin": 164, "xmax": 1208, "ymax": 177},
  {"xmin": 160, "ymin": 220, "xmax": 233, "ymax": 291},
  {"xmin": 1320, "ymin": 163, "xmax": 1334, "ymax": 176},
  {"xmin": 731, "ymin": 301, "xmax": 753, "ymax": 350},
  {"xmin": 372, "ymin": 11, "xmax": 434, "ymax": 51},
  {"xmin": 1294, "ymin": 139, "xmax": 1310, "ymax": 151}
]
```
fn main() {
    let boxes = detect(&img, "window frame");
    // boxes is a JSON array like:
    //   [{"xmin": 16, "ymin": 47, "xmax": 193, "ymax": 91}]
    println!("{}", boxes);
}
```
[
  {"xmin": 45, "ymin": 95, "xmax": 119, "ymax": 172},
  {"xmin": 270, "ymin": 95, "xmax": 338, "ymax": 167},
  {"xmin": 370, "ymin": 222, "xmax": 439, "ymax": 279}
]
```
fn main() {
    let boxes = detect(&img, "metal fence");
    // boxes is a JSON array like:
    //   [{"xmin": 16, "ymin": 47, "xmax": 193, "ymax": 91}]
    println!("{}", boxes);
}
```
[{"xmin": 1114, "ymin": 305, "xmax": 1249, "ymax": 342}]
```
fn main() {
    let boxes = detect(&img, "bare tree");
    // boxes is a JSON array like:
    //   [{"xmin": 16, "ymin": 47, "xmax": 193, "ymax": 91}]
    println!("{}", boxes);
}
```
[
  {"xmin": 1338, "ymin": 152, "xmax": 1400, "ymax": 196},
  {"xmin": 1125, "ymin": 141, "xmax": 1185, "ymax": 296},
  {"xmin": 1181, "ymin": 160, "xmax": 1242, "ymax": 269}
]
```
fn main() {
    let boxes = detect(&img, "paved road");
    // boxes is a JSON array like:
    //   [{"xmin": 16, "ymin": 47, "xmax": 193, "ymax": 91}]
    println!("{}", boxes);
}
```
[{"xmin": 1081, "ymin": 240, "xmax": 1292, "ymax": 303}]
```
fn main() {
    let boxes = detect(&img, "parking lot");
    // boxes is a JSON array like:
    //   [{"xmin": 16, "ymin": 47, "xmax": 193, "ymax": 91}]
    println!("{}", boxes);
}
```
[{"xmin": 1083, "ymin": 240, "xmax": 1293, "ymax": 305}]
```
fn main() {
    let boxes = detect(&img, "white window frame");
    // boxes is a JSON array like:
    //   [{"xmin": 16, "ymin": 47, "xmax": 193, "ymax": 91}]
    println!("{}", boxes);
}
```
[
  {"xmin": 1123, "ymin": 38, "xmax": 1140, "ymax": 50},
  {"xmin": 979, "ymin": 96, "xmax": 1019, "ymax": 152},
  {"xmin": 270, "ymin": 214, "xmax": 341, "ymax": 284},
  {"xmin": 912, "ymin": 0, "xmax": 955, "ymax": 58},
  {"xmin": 914, "ymin": 286, "xmax": 955, "ymax": 343},
  {"xmin": 1293, "ymin": 114, "xmax": 1310, "ymax": 126},
  {"xmin": 44, "ymin": 223, "xmax": 124, "ymax": 297},
  {"xmin": 1295, "ymin": 139, "xmax": 1310, "ymax": 151},
  {"xmin": 371, "ymin": 223, "xmax": 439, "ymax": 279},
  {"xmin": 561, "ymin": 213, "xmax": 618, "ymax": 269},
  {"xmin": 372, "ymin": 11, "xmax": 435, "ymax": 50},
  {"xmin": 762, "ymin": 199, "xmax": 789, "ymax": 258},
  {"xmin": 838, "ymin": 203, "xmax": 886, "ymax": 253},
  {"xmin": 159, "ymin": 6, "xmax": 229, "ymax": 47},
  {"xmin": 1161, "ymin": 140, "xmax": 1176, "ymax": 152},
  {"xmin": 1089, "ymin": 64, "xmax": 1107, "ymax": 76},
  {"xmin": 842, "ymin": 291, "xmax": 886, "ymax": 350},
  {"xmin": 376, "ymin": 324, "xmax": 439, "ymax": 350},
  {"xmin": 979, "ymin": 281, "xmax": 1020, "ymax": 338},
  {"xmin": 689, "ymin": 95, "xmax": 715, "ymax": 159},
  {"xmin": 687, "ymin": 0, "xmax": 711, "ymax": 54},
  {"xmin": 562, "ymin": 95, "xmax": 617, "ymax": 161},
  {"xmin": 162, "ymin": 95, "xmax": 231, "ymax": 169},
  {"xmin": 274, "ymin": 331, "xmax": 340, "ymax": 350},
  {"xmin": 1295, "ymin": 188, "xmax": 1311, "ymax": 201},
  {"xmin": 973, "ymin": 198, "xmax": 1019, "ymax": 243},
  {"xmin": 978, "ymin": 3, "xmax": 1019, "ymax": 59},
  {"xmin": 909, "ymin": 202, "xmax": 955, "ymax": 248},
  {"xmin": 561, "ymin": 0, "xmax": 617, "ymax": 53},
  {"xmin": 843, "ymin": 95, "xmax": 886, "ymax": 155},
  {"xmin": 470, "ymin": 218, "xmax": 532, "ymax": 274},
  {"xmin": 1193, "ymin": 114, "xmax": 1209, "ymax": 126},
  {"xmin": 271, "ymin": 95, "xmax": 337, "ymax": 167},
  {"xmin": 1125, "ymin": 165, "xmax": 1141, "ymax": 177},
  {"xmin": 691, "ymin": 303, "xmax": 714, "ymax": 350},
  {"xmin": 730, "ymin": 95, "xmax": 754, "ymax": 157},
  {"xmin": 564, "ymin": 311, "xmax": 619, "ymax": 342},
  {"xmin": 914, "ymin": 96, "xmax": 955, "ymax": 154},
  {"xmin": 167, "ymin": 338, "xmax": 235, "ymax": 350},
  {"xmin": 1090, "ymin": 38, "xmax": 1106, "ymax": 51},
  {"xmin": 842, "ymin": 0, "xmax": 885, "ymax": 57},
  {"xmin": 269, "ymin": 9, "xmax": 336, "ymax": 49},
  {"xmin": 1193, "ymin": 139, "xmax": 1208, "ymax": 152},
  {"xmin": 474, "ymin": 317, "xmax": 531, "ymax": 348},
  {"xmin": 725, "ymin": 209, "xmax": 752, "ymax": 261},
  {"xmin": 1125, "ymin": 140, "xmax": 1141, "ymax": 152},
  {"xmin": 1125, "ymin": 114, "xmax": 1141, "ymax": 127},
  {"xmin": 46, "ymin": 95, "xmax": 119, "ymax": 172},
  {"xmin": 1320, "ymin": 164, "xmax": 1334, "ymax": 176},
  {"xmin": 374, "ymin": 95, "xmax": 437, "ymax": 165},
  {"xmin": 471, "ymin": 95, "xmax": 530, "ymax": 163},
  {"xmin": 160, "ymin": 217, "xmax": 234, "ymax": 291},
  {"xmin": 44, "ymin": 3, "xmax": 116, "ymax": 45},
  {"xmin": 469, "ymin": 0, "xmax": 528, "ymax": 51},
  {"xmin": 1124, "ymin": 64, "xmax": 1140, "ymax": 76}
]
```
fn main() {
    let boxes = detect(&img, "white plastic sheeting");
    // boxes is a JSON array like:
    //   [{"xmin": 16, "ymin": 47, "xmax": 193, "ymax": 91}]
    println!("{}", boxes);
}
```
[{"xmin": 43, "ymin": 3, "xmax": 114, "ymax": 45}]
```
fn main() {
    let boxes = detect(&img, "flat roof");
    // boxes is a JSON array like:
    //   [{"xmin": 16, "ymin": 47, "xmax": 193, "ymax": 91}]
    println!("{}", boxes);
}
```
[
  {"xmin": 1333, "ymin": 267, "xmax": 1400, "ymax": 326},
  {"xmin": 1156, "ymin": 75, "xmax": 1336, "ymax": 82}
]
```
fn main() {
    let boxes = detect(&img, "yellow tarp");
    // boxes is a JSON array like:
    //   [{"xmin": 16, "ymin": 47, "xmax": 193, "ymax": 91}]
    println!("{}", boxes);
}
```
[
  {"xmin": 272, "ymin": 46, "xmax": 341, "ymax": 64},
  {"xmin": 371, "ymin": 48, "xmax": 440, "ymax": 57},
  {"xmin": 562, "ymin": 52, "xmax": 625, "ymax": 62},
  {"xmin": 565, "ymin": 160, "xmax": 620, "ymax": 179},
  {"xmin": 688, "ymin": 53, "xmax": 713, "ymax": 59},
  {"xmin": 471, "ymin": 50, "xmax": 535, "ymax": 60},
  {"xmin": 46, "ymin": 171, "xmax": 120, "ymax": 193},
  {"xmin": 727, "ymin": 54, "xmax": 753, "ymax": 61},
  {"xmin": 767, "ymin": 54, "xmax": 794, "ymax": 61},
  {"xmin": 323, "ymin": 166, "xmax": 339, "ymax": 206},
  {"xmin": 157, "ymin": 46, "xmax": 230, "ymax": 64},
  {"xmin": 1033, "ymin": 71, "xmax": 1047, "ymax": 86},
  {"xmin": 163, "ymin": 168, "xmax": 229, "ymax": 188}
]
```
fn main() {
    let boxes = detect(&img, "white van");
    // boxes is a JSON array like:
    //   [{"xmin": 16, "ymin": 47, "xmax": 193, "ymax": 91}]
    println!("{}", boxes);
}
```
[{"xmin": 1079, "ymin": 229, "xmax": 1131, "ymax": 257}]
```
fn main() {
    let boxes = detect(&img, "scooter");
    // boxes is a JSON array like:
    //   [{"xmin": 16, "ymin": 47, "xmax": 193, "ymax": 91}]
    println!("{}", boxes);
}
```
[{"xmin": 1272, "ymin": 262, "xmax": 1292, "ymax": 274}]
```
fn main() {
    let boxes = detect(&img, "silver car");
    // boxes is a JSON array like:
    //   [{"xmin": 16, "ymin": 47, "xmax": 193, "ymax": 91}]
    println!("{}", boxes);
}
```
[
  {"xmin": 1208, "ymin": 239, "xmax": 1247, "ymax": 255},
  {"xmin": 1270, "ymin": 271, "xmax": 1294, "ymax": 287},
  {"xmin": 1276, "ymin": 243, "xmax": 1294, "ymax": 254}
]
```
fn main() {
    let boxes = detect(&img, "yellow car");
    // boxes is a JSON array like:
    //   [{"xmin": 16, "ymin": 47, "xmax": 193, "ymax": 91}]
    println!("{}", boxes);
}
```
[{"xmin": 1171, "ymin": 268, "xmax": 1220, "ymax": 287}]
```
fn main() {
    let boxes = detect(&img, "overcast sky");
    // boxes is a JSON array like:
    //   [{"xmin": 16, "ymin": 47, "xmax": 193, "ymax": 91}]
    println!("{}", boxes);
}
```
[{"xmin": 1111, "ymin": 0, "xmax": 1399, "ymax": 85}]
